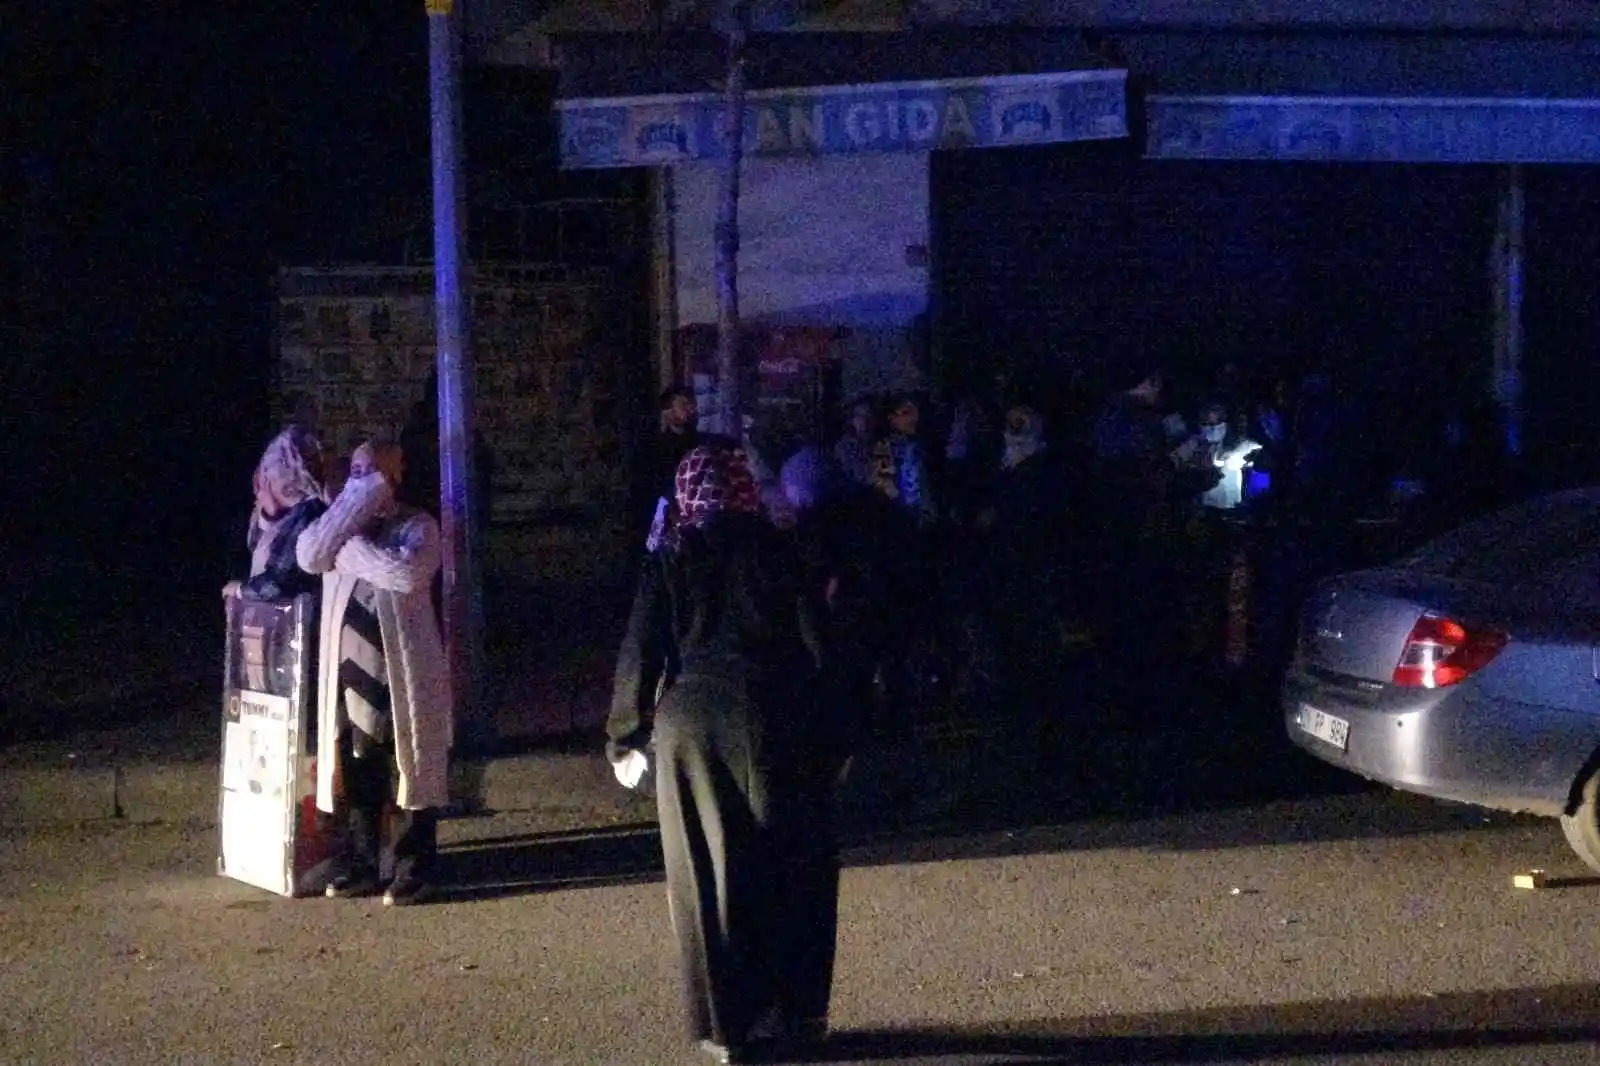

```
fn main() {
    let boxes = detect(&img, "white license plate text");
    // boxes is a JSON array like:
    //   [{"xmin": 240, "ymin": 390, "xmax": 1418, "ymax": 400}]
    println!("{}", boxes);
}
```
[{"xmin": 1300, "ymin": 706, "xmax": 1350, "ymax": 751}]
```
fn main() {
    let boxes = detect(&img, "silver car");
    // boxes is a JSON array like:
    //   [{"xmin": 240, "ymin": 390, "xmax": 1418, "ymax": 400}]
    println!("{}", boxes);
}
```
[{"xmin": 1284, "ymin": 487, "xmax": 1600, "ymax": 873}]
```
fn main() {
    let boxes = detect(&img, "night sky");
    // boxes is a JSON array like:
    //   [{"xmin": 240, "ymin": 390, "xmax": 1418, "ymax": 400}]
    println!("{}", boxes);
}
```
[{"xmin": 14, "ymin": 4, "xmax": 431, "ymax": 574}]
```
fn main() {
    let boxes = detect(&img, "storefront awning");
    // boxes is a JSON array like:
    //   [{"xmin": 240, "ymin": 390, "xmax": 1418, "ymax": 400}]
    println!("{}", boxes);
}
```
[
  {"xmin": 557, "ymin": 69, "xmax": 1128, "ymax": 169},
  {"xmin": 1148, "ymin": 94, "xmax": 1600, "ymax": 163}
]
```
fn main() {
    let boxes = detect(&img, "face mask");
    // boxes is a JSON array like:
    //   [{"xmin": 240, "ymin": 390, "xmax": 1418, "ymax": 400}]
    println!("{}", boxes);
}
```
[
  {"xmin": 1201, "ymin": 423, "xmax": 1227, "ymax": 445},
  {"xmin": 1002, "ymin": 432, "xmax": 1041, "ymax": 469}
]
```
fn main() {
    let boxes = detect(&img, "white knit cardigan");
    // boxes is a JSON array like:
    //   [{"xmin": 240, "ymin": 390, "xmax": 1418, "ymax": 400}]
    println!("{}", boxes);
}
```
[{"xmin": 295, "ymin": 474, "xmax": 453, "ymax": 813}]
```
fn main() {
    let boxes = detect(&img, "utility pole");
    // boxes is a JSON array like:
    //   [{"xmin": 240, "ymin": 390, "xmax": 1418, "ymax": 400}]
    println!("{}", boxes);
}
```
[
  {"xmin": 1491, "ymin": 163, "xmax": 1525, "ymax": 459},
  {"xmin": 427, "ymin": 0, "xmax": 489, "ymax": 751},
  {"xmin": 713, "ymin": 0, "xmax": 748, "ymax": 438}
]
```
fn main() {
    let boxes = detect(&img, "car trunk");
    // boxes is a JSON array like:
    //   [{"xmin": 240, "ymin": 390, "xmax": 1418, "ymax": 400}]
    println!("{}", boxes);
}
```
[
  {"xmin": 1299, "ymin": 576, "xmax": 1425, "ymax": 684},
  {"xmin": 1300, "ymin": 489, "xmax": 1600, "ymax": 684},
  {"xmin": 1298, "ymin": 567, "xmax": 1526, "ymax": 683}
]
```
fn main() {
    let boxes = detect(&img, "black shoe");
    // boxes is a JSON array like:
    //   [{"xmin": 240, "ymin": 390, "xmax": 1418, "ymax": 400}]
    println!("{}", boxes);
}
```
[
  {"xmin": 382, "ymin": 872, "xmax": 435, "ymax": 907},
  {"xmin": 787, "ymin": 1017, "xmax": 827, "ymax": 1043},
  {"xmin": 707, "ymin": 1018, "xmax": 825, "ymax": 1065},
  {"xmin": 325, "ymin": 869, "xmax": 381, "ymax": 899}
]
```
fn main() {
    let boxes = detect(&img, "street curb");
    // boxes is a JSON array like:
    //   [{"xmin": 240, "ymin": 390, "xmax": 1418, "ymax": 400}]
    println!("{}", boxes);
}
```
[
  {"xmin": 0, "ymin": 760, "xmax": 222, "ymax": 829},
  {"xmin": 1, "ymin": 764, "xmax": 120, "ymax": 826},
  {"xmin": 2, "ymin": 728, "xmax": 1005, "ymax": 830},
  {"xmin": 1, "ymin": 749, "xmax": 637, "ymax": 830}
]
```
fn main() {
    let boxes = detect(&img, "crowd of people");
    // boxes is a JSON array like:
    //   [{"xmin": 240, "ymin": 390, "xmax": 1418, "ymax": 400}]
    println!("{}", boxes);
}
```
[
  {"xmin": 607, "ymin": 367, "xmax": 1320, "ymax": 1062},
  {"xmin": 646, "ymin": 354, "xmax": 1519, "ymax": 711},
  {"xmin": 638, "ymin": 363, "xmax": 1353, "ymax": 731},
  {"xmin": 218, "ymin": 356, "xmax": 1511, "ymax": 1063}
]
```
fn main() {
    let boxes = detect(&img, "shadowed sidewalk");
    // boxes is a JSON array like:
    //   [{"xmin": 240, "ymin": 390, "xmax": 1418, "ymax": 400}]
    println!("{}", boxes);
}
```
[
  {"xmin": 2, "ymin": 561, "xmax": 219, "ymax": 746},
  {"xmin": 5, "ymin": 569, "xmax": 1365, "ymax": 842},
  {"xmin": 482, "ymin": 577, "xmax": 636, "ymax": 743}
]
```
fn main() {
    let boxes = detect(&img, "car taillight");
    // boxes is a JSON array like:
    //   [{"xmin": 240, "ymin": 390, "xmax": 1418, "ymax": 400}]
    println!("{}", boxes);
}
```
[{"xmin": 1392, "ymin": 614, "xmax": 1507, "ymax": 689}]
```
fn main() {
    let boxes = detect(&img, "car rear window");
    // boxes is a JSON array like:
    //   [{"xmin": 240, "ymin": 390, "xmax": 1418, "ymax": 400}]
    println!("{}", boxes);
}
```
[{"xmin": 1402, "ymin": 488, "xmax": 1600, "ymax": 581}]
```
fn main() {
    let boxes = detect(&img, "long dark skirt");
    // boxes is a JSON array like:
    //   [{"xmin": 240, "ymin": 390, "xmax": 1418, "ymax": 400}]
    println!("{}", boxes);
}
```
[{"xmin": 653, "ymin": 676, "xmax": 841, "ymax": 1047}]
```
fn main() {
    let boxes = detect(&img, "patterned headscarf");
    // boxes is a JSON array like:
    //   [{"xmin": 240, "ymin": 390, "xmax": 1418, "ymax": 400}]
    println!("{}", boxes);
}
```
[
  {"xmin": 255, "ymin": 426, "xmax": 325, "ymax": 512},
  {"xmin": 674, "ymin": 443, "xmax": 760, "ymax": 531}
]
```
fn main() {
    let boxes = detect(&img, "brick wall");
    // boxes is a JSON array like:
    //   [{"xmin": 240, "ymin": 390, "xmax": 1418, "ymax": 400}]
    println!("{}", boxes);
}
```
[{"xmin": 272, "ymin": 264, "xmax": 646, "ymax": 583}]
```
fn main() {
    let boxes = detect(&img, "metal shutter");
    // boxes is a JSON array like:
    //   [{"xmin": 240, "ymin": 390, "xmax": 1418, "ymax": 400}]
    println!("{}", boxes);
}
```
[
  {"xmin": 1525, "ymin": 168, "xmax": 1600, "ymax": 484},
  {"xmin": 930, "ymin": 142, "xmax": 1495, "ymax": 400}
]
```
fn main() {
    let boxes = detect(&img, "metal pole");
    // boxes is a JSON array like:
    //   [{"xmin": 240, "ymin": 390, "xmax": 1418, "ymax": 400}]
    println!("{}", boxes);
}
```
[
  {"xmin": 650, "ymin": 167, "xmax": 680, "ymax": 392},
  {"xmin": 713, "ymin": 0, "xmax": 748, "ymax": 437},
  {"xmin": 428, "ymin": 0, "xmax": 489, "ymax": 750},
  {"xmin": 1503, "ymin": 163, "xmax": 1525, "ymax": 459},
  {"xmin": 1492, "ymin": 163, "xmax": 1525, "ymax": 459}
]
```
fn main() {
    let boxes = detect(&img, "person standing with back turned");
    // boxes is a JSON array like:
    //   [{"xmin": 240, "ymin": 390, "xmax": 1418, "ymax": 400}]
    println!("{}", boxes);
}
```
[{"xmin": 607, "ymin": 441, "xmax": 843, "ymax": 1065}]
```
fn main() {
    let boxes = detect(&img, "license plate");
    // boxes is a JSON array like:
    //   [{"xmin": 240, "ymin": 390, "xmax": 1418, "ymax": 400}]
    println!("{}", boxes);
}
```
[{"xmin": 1300, "ymin": 706, "xmax": 1350, "ymax": 751}]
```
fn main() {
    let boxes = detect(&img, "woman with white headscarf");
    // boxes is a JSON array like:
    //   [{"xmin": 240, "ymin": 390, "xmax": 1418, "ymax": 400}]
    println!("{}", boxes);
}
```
[{"xmin": 223, "ymin": 425, "xmax": 328, "ymax": 603}]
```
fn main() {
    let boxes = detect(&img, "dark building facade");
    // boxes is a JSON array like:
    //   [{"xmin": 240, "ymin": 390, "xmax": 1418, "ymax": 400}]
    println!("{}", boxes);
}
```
[{"xmin": 467, "ymin": 0, "xmax": 1600, "ymax": 480}]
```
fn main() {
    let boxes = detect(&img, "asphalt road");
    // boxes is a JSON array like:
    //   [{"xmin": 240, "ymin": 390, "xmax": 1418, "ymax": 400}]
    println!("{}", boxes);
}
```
[{"xmin": 4, "ymin": 787, "xmax": 1598, "ymax": 1066}]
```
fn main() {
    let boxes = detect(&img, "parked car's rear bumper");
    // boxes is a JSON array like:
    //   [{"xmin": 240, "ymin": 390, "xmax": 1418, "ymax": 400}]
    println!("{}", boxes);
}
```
[{"xmin": 1282, "ymin": 669, "xmax": 1596, "ymax": 818}]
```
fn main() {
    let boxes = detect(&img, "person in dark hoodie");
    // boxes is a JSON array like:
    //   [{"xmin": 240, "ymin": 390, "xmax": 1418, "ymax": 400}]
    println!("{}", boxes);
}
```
[
  {"xmin": 646, "ymin": 386, "xmax": 702, "ymax": 514},
  {"xmin": 978, "ymin": 404, "xmax": 1073, "ymax": 718},
  {"xmin": 779, "ymin": 445, "xmax": 900, "ymax": 754},
  {"xmin": 1088, "ymin": 365, "xmax": 1181, "ymax": 704},
  {"xmin": 606, "ymin": 441, "xmax": 842, "ymax": 1065}
]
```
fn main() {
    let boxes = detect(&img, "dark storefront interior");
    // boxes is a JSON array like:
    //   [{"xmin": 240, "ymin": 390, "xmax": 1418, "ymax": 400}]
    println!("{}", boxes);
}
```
[
  {"xmin": 1526, "ymin": 167, "xmax": 1600, "ymax": 489},
  {"xmin": 933, "ymin": 143, "xmax": 1492, "ymax": 394},
  {"xmin": 932, "ymin": 143, "xmax": 1600, "ymax": 490}
]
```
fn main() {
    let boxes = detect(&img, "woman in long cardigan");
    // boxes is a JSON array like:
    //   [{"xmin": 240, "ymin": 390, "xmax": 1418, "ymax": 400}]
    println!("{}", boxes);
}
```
[
  {"xmin": 608, "ymin": 442, "xmax": 845, "ymax": 1065},
  {"xmin": 295, "ymin": 439, "xmax": 452, "ymax": 906}
]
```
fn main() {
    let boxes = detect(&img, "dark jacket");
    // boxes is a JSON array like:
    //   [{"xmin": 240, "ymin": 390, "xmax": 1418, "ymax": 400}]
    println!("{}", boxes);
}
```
[
  {"xmin": 1092, "ymin": 395, "xmax": 1169, "ymax": 492},
  {"xmin": 606, "ymin": 515, "xmax": 829, "ymax": 766},
  {"xmin": 989, "ymin": 449, "xmax": 1072, "ymax": 577},
  {"xmin": 1091, "ymin": 394, "xmax": 1179, "ymax": 545},
  {"xmin": 399, "ymin": 403, "xmax": 495, "ymax": 532},
  {"xmin": 792, "ymin": 485, "xmax": 906, "ymax": 753},
  {"xmin": 646, "ymin": 429, "xmax": 700, "ymax": 514},
  {"xmin": 242, "ymin": 497, "xmax": 329, "ymax": 602},
  {"xmin": 796, "ymin": 484, "xmax": 902, "ymax": 631}
]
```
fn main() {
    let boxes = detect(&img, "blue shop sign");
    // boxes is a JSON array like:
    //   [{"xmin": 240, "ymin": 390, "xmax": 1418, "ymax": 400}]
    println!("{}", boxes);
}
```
[
  {"xmin": 1148, "ymin": 94, "xmax": 1600, "ymax": 164},
  {"xmin": 557, "ymin": 70, "xmax": 1128, "ymax": 169}
]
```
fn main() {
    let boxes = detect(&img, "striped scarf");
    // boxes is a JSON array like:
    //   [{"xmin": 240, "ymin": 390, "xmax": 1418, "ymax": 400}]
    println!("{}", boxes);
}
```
[{"xmin": 339, "ymin": 580, "xmax": 390, "ymax": 750}]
